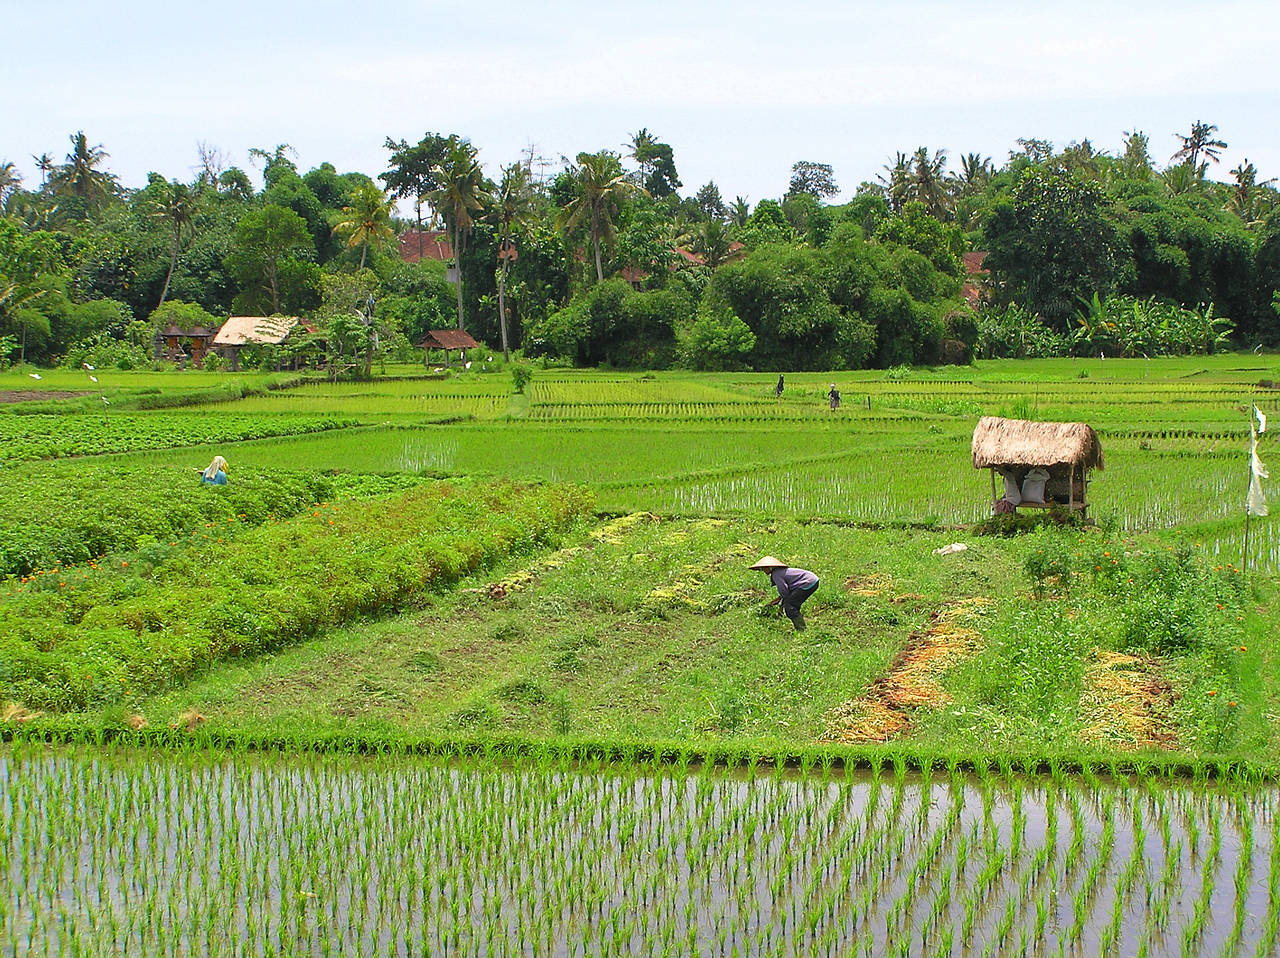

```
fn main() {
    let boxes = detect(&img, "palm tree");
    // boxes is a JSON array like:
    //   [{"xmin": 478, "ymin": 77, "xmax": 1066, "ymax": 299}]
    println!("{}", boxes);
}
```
[
  {"xmin": 1120, "ymin": 131, "xmax": 1152, "ymax": 178},
  {"xmin": 1161, "ymin": 161, "xmax": 1202, "ymax": 196},
  {"xmin": 729, "ymin": 196, "xmax": 751, "ymax": 227},
  {"xmin": 957, "ymin": 153, "xmax": 992, "ymax": 194},
  {"xmin": 491, "ymin": 163, "xmax": 535, "ymax": 360},
  {"xmin": 692, "ymin": 219, "xmax": 732, "ymax": 269},
  {"xmin": 31, "ymin": 153, "xmax": 54, "ymax": 188},
  {"xmin": 558, "ymin": 151, "xmax": 645, "ymax": 283},
  {"xmin": 430, "ymin": 138, "xmax": 492, "ymax": 329},
  {"xmin": 878, "ymin": 152, "xmax": 912, "ymax": 213},
  {"xmin": 0, "ymin": 162, "xmax": 20, "ymax": 205},
  {"xmin": 1171, "ymin": 121, "xmax": 1227, "ymax": 170},
  {"xmin": 1227, "ymin": 159, "xmax": 1276, "ymax": 225},
  {"xmin": 332, "ymin": 181, "xmax": 395, "ymax": 270},
  {"xmin": 153, "ymin": 180, "xmax": 195, "ymax": 309},
  {"xmin": 627, "ymin": 128, "xmax": 658, "ymax": 182},
  {"xmin": 910, "ymin": 147, "xmax": 952, "ymax": 218},
  {"xmin": 48, "ymin": 132, "xmax": 116, "ymax": 211}
]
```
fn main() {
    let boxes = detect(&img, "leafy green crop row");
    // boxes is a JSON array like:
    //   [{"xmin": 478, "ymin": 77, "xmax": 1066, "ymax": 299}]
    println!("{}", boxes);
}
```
[
  {"xmin": 0, "ymin": 466, "xmax": 434, "ymax": 578},
  {"xmin": 0, "ymin": 480, "xmax": 594, "ymax": 710},
  {"xmin": 0, "ymin": 413, "xmax": 359, "ymax": 462}
]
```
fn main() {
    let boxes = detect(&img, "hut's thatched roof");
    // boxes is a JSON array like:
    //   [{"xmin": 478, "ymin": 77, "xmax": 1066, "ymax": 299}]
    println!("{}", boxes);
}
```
[
  {"xmin": 971, "ymin": 416, "xmax": 1104, "ymax": 470},
  {"xmin": 211, "ymin": 316, "xmax": 298, "ymax": 347},
  {"xmin": 417, "ymin": 329, "xmax": 480, "ymax": 350}
]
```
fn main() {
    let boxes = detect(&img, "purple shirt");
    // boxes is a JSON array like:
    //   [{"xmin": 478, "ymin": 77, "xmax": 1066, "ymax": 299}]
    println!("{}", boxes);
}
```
[{"xmin": 770, "ymin": 566, "xmax": 818, "ymax": 600}]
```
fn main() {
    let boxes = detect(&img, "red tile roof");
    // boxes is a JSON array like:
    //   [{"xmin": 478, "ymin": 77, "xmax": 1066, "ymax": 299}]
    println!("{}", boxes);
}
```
[{"xmin": 399, "ymin": 230, "xmax": 454, "ymax": 264}]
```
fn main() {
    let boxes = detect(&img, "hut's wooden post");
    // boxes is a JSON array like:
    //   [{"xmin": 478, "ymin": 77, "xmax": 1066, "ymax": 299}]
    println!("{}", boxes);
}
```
[
  {"xmin": 1069, "ymin": 463, "xmax": 1075, "ymax": 513},
  {"xmin": 990, "ymin": 467, "xmax": 997, "ymax": 505}
]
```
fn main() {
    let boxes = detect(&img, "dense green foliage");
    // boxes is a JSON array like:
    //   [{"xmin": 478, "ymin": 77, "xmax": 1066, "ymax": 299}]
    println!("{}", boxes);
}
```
[
  {"xmin": 1, "ymin": 480, "xmax": 593, "ymax": 709},
  {"xmin": 5, "ymin": 123, "xmax": 1278, "ymax": 376}
]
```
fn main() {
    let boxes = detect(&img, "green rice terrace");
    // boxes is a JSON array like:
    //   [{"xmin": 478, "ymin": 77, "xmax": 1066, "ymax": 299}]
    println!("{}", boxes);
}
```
[{"xmin": 2, "ymin": 355, "xmax": 1279, "ymax": 956}]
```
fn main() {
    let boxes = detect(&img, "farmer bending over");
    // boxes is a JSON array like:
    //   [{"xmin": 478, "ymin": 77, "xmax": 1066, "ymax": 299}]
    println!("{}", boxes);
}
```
[{"xmin": 751, "ymin": 556, "xmax": 819, "ymax": 631}]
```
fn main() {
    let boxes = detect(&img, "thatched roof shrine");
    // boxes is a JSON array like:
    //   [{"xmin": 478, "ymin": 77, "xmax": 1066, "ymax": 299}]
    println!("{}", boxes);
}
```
[
  {"xmin": 971, "ymin": 417, "xmax": 1104, "ymax": 471},
  {"xmin": 417, "ymin": 329, "xmax": 480, "ymax": 351},
  {"xmin": 211, "ymin": 316, "xmax": 299, "ymax": 347}
]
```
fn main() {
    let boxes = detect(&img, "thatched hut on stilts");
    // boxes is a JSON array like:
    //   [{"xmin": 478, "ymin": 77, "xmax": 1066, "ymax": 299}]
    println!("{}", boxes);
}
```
[{"xmin": 971, "ymin": 416, "xmax": 1104, "ymax": 517}]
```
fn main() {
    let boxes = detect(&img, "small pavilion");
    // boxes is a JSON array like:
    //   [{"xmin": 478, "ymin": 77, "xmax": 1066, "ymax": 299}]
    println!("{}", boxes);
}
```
[
  {"xmin": 211, "ymin": 316, "xmax": 300, "ymax": 371},
  {"xmin": 155, "ymin": 323, "xmax": 216, "ymax": 367},
  {"xmin": 417, "ymin": 329, "xmax": 480, "ymax": 368},
  {"xmin": 971, "ymin": 416, "xmax": 1104, "ymax": 517}
]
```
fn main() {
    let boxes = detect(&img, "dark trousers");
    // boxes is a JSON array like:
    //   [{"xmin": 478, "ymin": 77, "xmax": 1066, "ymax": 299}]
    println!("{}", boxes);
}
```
[{"xmin": 781, "ymin": 582, "xmax": 819, "ymax": 622}]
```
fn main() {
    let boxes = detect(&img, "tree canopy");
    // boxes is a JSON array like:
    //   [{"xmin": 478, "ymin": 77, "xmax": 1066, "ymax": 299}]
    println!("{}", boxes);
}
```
[{"xmin": 2, "ymin": 118, "xmax": 1278, "ymax": 373}]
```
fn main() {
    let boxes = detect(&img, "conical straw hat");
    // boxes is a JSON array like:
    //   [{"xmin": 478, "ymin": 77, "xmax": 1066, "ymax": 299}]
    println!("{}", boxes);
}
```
[{"xmin": 749, "ymin": 555, "xmax": 786, "ymax": 570}]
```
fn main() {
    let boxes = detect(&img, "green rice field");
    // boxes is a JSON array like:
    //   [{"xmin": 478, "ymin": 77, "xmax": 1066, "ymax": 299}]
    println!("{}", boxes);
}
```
[
  {"xmin": 2, "ymin": 354, "xmax": 1278, "ymax": 955},
  {"xmin": 5, "ymin": 746, "xmax": 1279, "ymax": 958}
]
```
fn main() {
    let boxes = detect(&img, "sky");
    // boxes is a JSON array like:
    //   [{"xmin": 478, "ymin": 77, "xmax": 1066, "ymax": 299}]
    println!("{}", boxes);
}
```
[{"xmin": 4, "ymin": 0, "xmax": 1280, "ymax": 209}]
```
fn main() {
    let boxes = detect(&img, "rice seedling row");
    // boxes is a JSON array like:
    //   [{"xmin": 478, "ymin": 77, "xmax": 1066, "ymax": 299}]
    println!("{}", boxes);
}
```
[{"xmin": 4, "ymin": 745, "xmax": 1278, "ymax": 957}]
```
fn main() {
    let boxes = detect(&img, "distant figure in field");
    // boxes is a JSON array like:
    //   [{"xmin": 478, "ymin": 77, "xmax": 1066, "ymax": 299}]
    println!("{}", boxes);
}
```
[
  {"xmin": 828, "ymin": 384, "xmax": 841, "ymax": 410},
  {"xmin": 200, "ymin": 455, "xmax": 228, "ymax": 486},
  {"xmin": 751, "ymin": 555, "xmax": 819, "ymax": 631},
  {"xmin": 775, "ymin": 374, "xmax": 784, "ymax": 399}
]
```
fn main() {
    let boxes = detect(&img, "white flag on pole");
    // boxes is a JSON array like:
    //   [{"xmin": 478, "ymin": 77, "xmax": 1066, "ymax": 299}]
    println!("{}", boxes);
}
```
[
  {"xmin": 1254, "ymin": 405, "xmax": 1267, "ymax": 435},
  {"xmin": 1248, "ymin": 420, "xmax": 1269, "ymax": 516}
]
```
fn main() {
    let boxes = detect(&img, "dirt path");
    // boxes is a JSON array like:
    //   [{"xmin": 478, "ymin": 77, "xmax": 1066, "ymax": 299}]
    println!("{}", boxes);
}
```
[{"xmin": 821, "ymin": 596, "xmax": 990, "ymax": 743}]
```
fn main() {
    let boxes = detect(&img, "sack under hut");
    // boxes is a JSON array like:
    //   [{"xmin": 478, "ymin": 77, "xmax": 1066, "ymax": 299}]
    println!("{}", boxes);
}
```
[{"xmin": 971, "ymin": 416, "xmax": 1104, "ymax": 517}]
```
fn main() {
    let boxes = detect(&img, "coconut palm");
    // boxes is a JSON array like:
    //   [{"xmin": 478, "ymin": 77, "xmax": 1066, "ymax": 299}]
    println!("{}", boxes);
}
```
[
  {"xmin": 491, "ymin": 163, "xmax": 535, "ymax": 360},
  {"xmin": 957, "ymin": 153, "xmax": 992, "ymax": 194},
  {"xmin": 692, "ymin": 219, "xmax": 732, "ymax": 269},
  {"xmin": 48, "ymin": 131, "xmax": 117, "ymax": 211},
  {"xmin": 430, "ymin": 138, "xmax": 492, "ymax": 329},
  {"xmin": 153, "ymin": 180, "xmax": 195, "ymax": 309},
  {"xmin": 729, "ymin": 196, "xmax": 751, "ymax": 227},
  {"xmin": 1171, "ymin": 121, "xmax": 1227, "ymax": 171},
  {"xmin": 0, "ymin": 162, "xmax": 21, "ymax": 204},
  {"xmin": 333, "ymin": 181, "xmax": 395, "ymax": 270},
  {"xmin": 910, "ymin": 147, "xmax": 952, "ymax": 218},
  {"xmin": 558, "ymin": 151, "xmax": 645, "ymax": 283},
  {"xmin": 31, "ymin": 153, "xmax": 54, "ymax": 188},
  {"xmin": 627, "ymin": 128, "xmax": 657, "ymax": 179},
  {"xmin": 878, "ymin": 152, "xmax": 912, "ymax": 213},
  {"xmin": 1227, "ymin": 159, "xmax": 1277, "ymax": 226}
]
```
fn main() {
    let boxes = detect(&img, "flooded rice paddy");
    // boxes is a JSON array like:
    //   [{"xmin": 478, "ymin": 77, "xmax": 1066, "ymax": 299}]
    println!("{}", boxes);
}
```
[{"xmin": 3, "ymin": 746, "xmax": 1278, "ymax": 956}]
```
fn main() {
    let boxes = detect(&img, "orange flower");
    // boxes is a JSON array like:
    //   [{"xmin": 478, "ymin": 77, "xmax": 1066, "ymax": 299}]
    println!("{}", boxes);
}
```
[
  {"xmin": 1229, "ymin": 701, "xmax": 1237, "ymax": 708},
  {"xmin": 1238, "ymin": 646, "xmax": 1248, "ymax": 652},
  {"xmin": 1208, "ymin": 690, "xmax": 1218, "ymax": 697}
]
